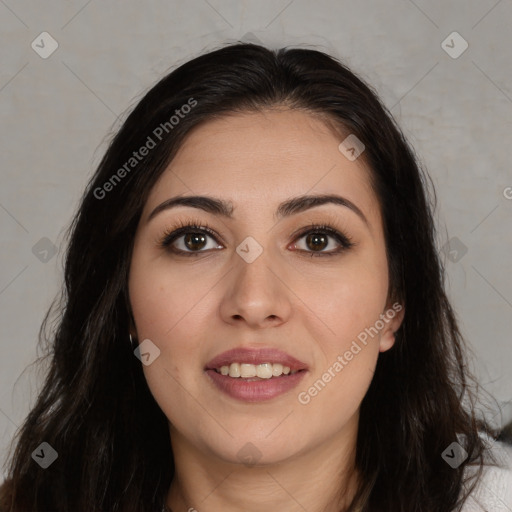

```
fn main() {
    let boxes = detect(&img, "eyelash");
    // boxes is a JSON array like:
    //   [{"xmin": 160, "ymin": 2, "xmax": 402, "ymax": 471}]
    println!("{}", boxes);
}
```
[{"xmin": 158, "ymin": 218, "xmax": 355, "ymax": 258}]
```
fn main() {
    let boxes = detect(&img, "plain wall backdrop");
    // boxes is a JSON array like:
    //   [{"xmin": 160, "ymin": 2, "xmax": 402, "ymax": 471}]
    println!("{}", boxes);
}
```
[{"xmin": 1, "ymin": 0, "xmax": 511, "ymax": 477}]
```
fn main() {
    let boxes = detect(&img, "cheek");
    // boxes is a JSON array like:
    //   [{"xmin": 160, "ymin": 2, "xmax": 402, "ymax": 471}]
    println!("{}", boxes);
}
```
[
  {"xmin": 292, "ymin": 253, "xmax": 388, "ymax": 412},
  {"xmin": 128, "ymin": 252, "xmax": 216, "ymax": 342},
  {"xmin": 297, "ymin": 346, "xmax": 378, "ymax": 441},
  {"xmin": 295, "ymin": 255, "xmax": 389, "ymax": 349},
  {"xmin": 294, "ymin": 262, "xmax": 386, "ymax": 396},
  {"xmin": 128, "ymin": 259, "xmax": 205, "ymax": 426},
  {"xmin": 127, "ymin": 252, "xmax": 219, "ymax": 413}
]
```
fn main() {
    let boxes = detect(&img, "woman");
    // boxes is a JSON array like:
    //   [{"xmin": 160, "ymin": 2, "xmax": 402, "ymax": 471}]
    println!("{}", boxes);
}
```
[{"xmin": 1, "ymin": 42, "xmax": 510, "ymax": 512}]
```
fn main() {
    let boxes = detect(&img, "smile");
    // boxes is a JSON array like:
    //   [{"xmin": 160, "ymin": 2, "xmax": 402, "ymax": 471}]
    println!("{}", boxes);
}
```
[{"xmin": 214, "ymin": 362, "xmax": 299, "ymax": 379}]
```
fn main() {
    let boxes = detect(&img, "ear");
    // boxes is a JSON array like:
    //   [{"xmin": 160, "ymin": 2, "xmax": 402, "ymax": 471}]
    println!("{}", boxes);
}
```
[{"xmin": 378, "ymin": 301, "xmax": 405, "ymax": 353}]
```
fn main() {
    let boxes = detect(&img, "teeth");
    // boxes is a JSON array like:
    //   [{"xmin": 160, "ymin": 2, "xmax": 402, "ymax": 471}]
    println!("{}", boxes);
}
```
[
  {"xmin": 240, "ymin": 363, "xmax": 257, "ymax": 378},
  {"xmin": 216, "ymin": 362, "xmax": 299, "ymax": 378},
  {"xmin": 272, "ymin": 363, "xmax": 283, "ymax": 376},
  {"xmin": 256, "ymin": 363, "xmax": 273, "ymax": 379},
  {"xmin": 228, "ymin": 363, "xmax": 241, "ymax": 378}
]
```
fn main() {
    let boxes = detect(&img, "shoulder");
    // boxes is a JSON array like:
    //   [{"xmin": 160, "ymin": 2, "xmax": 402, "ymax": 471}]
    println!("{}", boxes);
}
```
[{"xmin": 462, "ymin": 438, "xmax": 512, "ymax": 511}]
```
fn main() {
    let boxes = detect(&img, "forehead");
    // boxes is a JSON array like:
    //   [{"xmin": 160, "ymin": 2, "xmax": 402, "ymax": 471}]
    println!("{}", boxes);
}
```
[{"xmin": 143, "ymin": 109, "xmax": 380, "ymax": 224}]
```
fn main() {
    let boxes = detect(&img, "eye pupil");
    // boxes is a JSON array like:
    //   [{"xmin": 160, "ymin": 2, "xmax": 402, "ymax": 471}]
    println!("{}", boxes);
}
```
[
  {"xmin": 306, "ymin": 233, "xmax": 328, "ymax": 251},
  {"xmin": 185, "ymin": 233, "xmax": 207, "ymax": 251}
]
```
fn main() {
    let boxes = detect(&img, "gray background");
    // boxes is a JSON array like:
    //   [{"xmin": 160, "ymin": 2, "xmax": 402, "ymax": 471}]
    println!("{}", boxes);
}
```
[{"xmin": 1, "ymin": 0, "xmax": 511, "ymax": 477}]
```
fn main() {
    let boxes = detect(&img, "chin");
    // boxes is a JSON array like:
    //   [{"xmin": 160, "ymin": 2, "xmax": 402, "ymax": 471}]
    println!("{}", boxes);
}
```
[{"xmin": 202, "ymin": 430, "xmax": 307, "ymax": 467}]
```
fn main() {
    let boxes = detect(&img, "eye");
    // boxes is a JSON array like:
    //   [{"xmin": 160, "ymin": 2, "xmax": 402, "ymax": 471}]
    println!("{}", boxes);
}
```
[
  {"xmin": 291, "ymin": 224, "xmax": 354, "ymax": 257},
  {"xmin": 158, "ymin": 220, "xmax": 355, "ymax": 257},
  {"xmin": 159, "ymin": 220, "xmax": 222, "ymax": 255}
]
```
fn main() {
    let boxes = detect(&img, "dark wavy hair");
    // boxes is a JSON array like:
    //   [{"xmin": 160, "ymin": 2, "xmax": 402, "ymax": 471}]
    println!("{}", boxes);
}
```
[{"xmin": 0, "ymin": 42, "xmax": 501, "ymax": 512}]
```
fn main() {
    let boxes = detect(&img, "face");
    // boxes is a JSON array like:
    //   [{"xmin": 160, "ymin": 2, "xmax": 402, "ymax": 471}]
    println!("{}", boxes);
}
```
[{"xmin": 128, "ymin": 108, "xmax": 404, "ymax": 466}]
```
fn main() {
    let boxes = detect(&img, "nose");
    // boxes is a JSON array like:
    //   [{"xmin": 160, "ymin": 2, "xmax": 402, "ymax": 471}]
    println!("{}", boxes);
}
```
[{"xmin": 219, "ymin": 247, "xmax": 293, "ymax": 329}]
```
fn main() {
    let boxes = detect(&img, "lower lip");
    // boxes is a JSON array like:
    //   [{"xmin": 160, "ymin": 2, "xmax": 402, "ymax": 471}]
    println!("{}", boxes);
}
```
[{"xmin": 205, "ymin": 369, "xmax": 307, "ymax": 402}]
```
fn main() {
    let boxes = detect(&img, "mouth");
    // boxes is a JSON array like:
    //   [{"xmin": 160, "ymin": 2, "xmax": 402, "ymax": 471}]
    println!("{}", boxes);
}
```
[
  {"xmin": 212, "ymin": 362, "xmax": 301, "ymax": 379},
  {"xmin": 204, "ymin": 347, "xmax": 309, "ymax": 402}
]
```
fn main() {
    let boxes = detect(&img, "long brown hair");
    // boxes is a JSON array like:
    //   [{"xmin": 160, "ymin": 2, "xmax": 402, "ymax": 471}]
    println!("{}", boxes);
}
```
[{"xmin": 0, "ymin": 42, "xmax": 501, "ymax": 511}]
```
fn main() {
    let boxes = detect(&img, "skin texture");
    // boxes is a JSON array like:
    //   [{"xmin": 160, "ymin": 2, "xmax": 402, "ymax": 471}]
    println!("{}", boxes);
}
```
[{"xmin": 128, "ymin": 108, "xmax": 405, "ymax": 512}]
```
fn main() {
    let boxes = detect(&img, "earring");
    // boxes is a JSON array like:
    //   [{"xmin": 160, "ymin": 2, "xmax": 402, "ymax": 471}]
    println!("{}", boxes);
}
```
[{"xmin": 129, "ymin": 333, "xmax": 138, "ymax": 350}]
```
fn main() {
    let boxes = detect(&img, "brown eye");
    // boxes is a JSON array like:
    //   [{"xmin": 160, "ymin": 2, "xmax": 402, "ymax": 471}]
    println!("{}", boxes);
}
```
[
  {"xmin": 305, "ymin": 232, "xmax": 329, "ymax": 252},
  {"xmin": 183, "ymin": 232, "xmax": 208, "ymax": 251},
  {"xmin": 292, "ymin": 224, "xmax": 354, "ymax": 257},
  {"xmin": 160, "ymin": 222, "xmax": 354, "ymax": 258},
  {"xmin": 160, "ymin": 224, "xmax": 223, "ymax": 255}
]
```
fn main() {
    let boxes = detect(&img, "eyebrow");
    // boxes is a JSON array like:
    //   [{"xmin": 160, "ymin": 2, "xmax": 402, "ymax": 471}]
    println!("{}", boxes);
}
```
[{"xmin": 147, "ymin": 193, "xmax": 369, "ymax": 228}]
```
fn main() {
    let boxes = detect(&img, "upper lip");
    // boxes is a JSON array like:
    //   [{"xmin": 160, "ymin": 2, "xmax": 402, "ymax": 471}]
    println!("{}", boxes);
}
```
[{"xmin": 205, "ymin": 347, "xmax": 309, "ymax": 372}]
